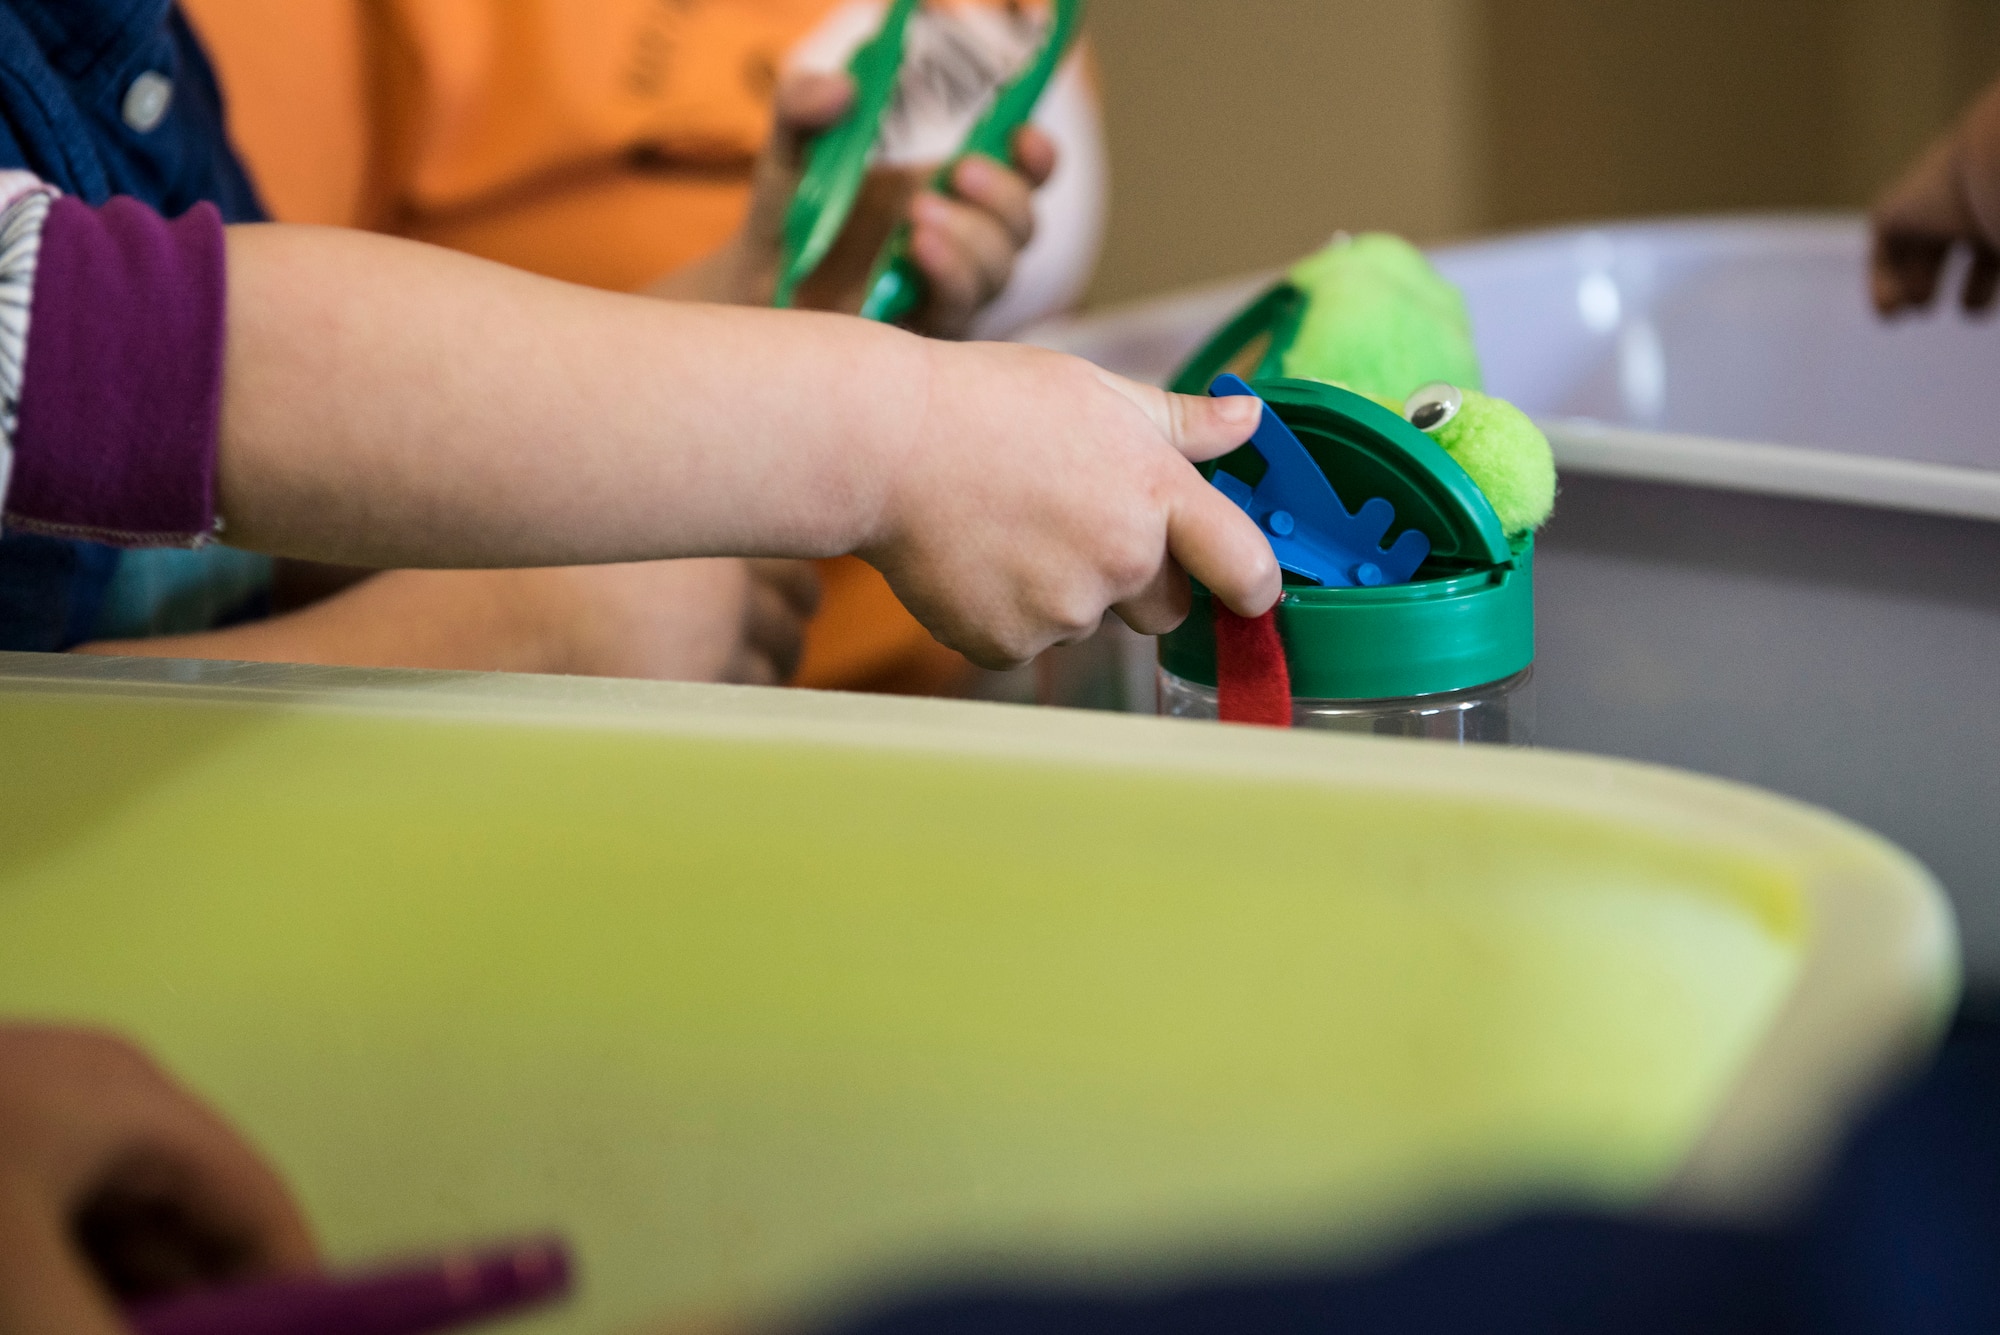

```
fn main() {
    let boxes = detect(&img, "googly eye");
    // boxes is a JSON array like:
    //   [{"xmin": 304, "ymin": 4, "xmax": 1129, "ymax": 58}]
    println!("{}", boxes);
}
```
[{"xmin": 1404, "ymin": 383, "xmax": 1464, "ymax": 434}]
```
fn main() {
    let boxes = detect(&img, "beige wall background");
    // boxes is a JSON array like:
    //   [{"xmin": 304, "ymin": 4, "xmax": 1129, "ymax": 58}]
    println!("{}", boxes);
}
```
[{"xmin": 1084, "ymin": 0, "xmax": 2000, "ymax": 306}]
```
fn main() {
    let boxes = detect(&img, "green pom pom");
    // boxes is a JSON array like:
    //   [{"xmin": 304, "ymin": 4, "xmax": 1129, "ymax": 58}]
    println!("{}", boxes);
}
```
[
  {"xmin": 1426, "ymin": 391, "xmax": 1556, "ymax": 537},
  {"xmin": 1281, "ymin": 234, "xmax": 1484, "ymax": 402},
  {"xmin": 1263, "ymin": 232, "xmax": 1554, "ymax": 537}
]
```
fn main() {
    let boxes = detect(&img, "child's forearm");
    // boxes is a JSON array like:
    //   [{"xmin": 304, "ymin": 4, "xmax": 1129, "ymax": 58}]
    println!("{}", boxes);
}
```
[
  {"xmin": 76, "ymin": 568, "xmax": 562, "ymax": 675},
  {"xmin": 76, "ymin": 560, "xmax": 811, "ymax": 685},
  {"xmin": 220, "ymin": 222, "xmax": 1278, "ymax": 670},
  {"xmin": 218, "ymin": 224, "xmax": 929, "ymax": 570},
  {"xmin": 4, "ymin": 187, "xmax": 1267, "ymax": 670}
]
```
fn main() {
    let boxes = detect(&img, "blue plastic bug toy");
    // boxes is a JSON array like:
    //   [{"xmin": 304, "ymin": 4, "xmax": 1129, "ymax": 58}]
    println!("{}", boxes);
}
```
[{"xmin": 1206, "ymin": 374, "xmax": 1431, "ymax": 588}]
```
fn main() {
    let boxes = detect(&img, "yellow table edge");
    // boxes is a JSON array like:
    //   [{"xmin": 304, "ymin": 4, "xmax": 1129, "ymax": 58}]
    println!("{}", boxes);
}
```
[{"xmin": 0, "ymin": 650, "xmax": 1962, "ymax": 1221}]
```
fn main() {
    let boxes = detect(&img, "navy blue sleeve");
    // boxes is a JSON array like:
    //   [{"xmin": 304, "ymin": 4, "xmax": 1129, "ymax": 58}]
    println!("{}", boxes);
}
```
[
  {"xmin": 0, "ymin": 0, "xmax": 269, "ymax": 649},
  {"xmin": 823, "ymin": 1221, "xmax": 1792, "ymax": 1335},
  {"xmin": 0, "ymin": 5, "xmax": 112, "ymax": 197},
  {"xmin": 820, "ymin": 1018, "xmax": 2000, "ymax": 1335}
]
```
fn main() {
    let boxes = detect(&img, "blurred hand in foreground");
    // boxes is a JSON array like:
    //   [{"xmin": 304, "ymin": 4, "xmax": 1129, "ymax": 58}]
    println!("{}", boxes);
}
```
[{"xmin": 0, "ymin": 1027, "xmax": 317, "ymax": 1335}]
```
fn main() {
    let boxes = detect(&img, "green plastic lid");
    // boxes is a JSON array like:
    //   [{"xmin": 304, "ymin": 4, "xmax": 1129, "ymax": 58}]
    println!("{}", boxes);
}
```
[
  {"xmin": 1168, "ymin": 282, "xmax": 1308, "ymax": 393},
  {"xmin": 1159, "ymin": 378, "xmax": 1535, "ymax": 701}
]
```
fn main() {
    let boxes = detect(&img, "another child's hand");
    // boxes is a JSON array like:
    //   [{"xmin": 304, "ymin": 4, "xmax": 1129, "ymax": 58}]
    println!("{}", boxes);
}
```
[
  {"xmin": 86, "ymin": 560, "xmax": 821, "ymax": 689},
  {"xmin": 1871, "ymin": 77, "xmax": 2000, "ymax": 315},
  {"xmin": 903, "ymin": 136, "xmax": 1057, "ymax": 338},
  {"xmin": 517, "ymin": 558, "xmax": 822, "ymax": 686},
  {"xmin": 703, "ymin": 70, "xmax": 1058, "ymax": 338},
  {"xmin": 0, "ymin": 1027, "xmax": 317, "ymax": 1334},
  {"xmin": 864, "ymin": 343, "xmax": 1281, "ymax": 669}
]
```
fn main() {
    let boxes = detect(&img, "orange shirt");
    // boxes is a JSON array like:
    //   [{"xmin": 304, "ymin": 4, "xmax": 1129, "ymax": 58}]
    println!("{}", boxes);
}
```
[
  {"xmin": 183, "ymin": 0, "xmax": 1095, "ymax": 694},
  {"xmin": 184, "ymin": 0, "xmax": 1084, "ymax": 290}
]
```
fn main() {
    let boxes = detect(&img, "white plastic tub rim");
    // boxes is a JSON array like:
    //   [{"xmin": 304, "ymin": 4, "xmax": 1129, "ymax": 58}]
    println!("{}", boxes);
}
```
[{"xmin": 1024, "ymin": 214, "xmax": 2000, "ymax": 525}]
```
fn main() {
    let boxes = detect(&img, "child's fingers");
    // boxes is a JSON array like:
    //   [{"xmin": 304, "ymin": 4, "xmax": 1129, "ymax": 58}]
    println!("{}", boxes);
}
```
[
  {"xmin": 1870, "ymin": 134, "xmax": 1975, "ymax": 315},
  {"xmin": 748, "ymin": 558, "xmax": 823, "ymax": 620},
  {"xmin": 1010, "ymin": 125, "xmax": 1059, "ymax": 189},
  {"xmin": 0, "ymin": 1027, "xmax": 318, "ymax": 1304},
  {"xmin": 735, "ymin": 591, "xmax": 806, "ymax": 688},
  {"xmin": 1090, "ymin": 368, "xmax": 1282, "ymax": 623},
  {"xmin": 738, "ymin": 560, "xmax": 819, "ymax": 686},
  {"xmin": 912, "ymin": 194, "xmax": 1021, "ymax": 282},
  {"xmin": 907, "ymin": 231, "xmax": 986, "ymax": 336},
  {"xmin": 1165, "ymin": 472, "xmax": 1283, "ymax": 619},
  {"xmin": 1111, "ymin": 561, "xmax": 1194, "ymax": 638},
  {"xmin": 1963, "ymin": 243, "xmax": 2000, "ymax": 311},
  {"xmin": 908, "ymin": 152, "xmax": 1044, "ymax": 332},
  {"xmin": 910, "ymin": 195, "xmax": 1022, "ymax": 332},
  {"xmin": 948, "ymin": 155, "xmax": 1039, "ymax": 251},
  {"xmin": 78, "ymin": 1053, "xmax": 321, "ymax": 1291},
  {"xmin": 1870, "ymin": 233, "xmax": 1949, "ymax": 315}
]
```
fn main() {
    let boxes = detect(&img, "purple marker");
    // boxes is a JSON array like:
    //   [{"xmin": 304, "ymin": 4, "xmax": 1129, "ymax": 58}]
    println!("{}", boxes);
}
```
[{"xmin": 126, "ymin": 1237, "xmax": 573, "ymax": 1335}]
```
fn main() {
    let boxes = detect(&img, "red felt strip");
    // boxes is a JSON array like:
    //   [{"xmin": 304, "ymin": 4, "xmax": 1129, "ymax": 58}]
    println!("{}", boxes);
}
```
[{"xmin": 1214, "ymin": 605, "xmax": 1293, "ymax": 728}]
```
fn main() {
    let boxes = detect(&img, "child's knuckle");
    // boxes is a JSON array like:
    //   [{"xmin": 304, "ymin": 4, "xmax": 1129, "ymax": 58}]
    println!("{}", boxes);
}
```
[
  {"xmin": 1107, "ymin": 538, "xmax": 1158, "ymax": 592},
  {"xmin": 1048, "ymin": 591, "xmax": 1105, "ymax": 641}
]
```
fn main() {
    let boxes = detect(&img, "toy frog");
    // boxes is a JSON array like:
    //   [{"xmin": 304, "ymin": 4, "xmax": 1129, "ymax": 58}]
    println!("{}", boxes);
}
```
[
  {"xmin": 1283, "ymin": 234, "xmax": 1556, "ymax": 538},
  {"xmin": 1168, "ymin": 234, "xmax": 1555, "ymax": 730},
  {"xmin": 1180, "ymin": 233, "xmax": 1556, "ymax": 539}
]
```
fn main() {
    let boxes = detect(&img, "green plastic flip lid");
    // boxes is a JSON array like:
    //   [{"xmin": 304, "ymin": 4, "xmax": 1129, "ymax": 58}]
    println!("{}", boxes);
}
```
[
  {"xmin": 1168, "ymin": 282, "xmax": 1308, "ymax": 393},
  {"xmin": 1232, "ymin": 379, "xmax": 1514, "ymax": 572},
  {"xmin": 1159, "ymin": 378, "xmax": 1535, "ymax": 701}
]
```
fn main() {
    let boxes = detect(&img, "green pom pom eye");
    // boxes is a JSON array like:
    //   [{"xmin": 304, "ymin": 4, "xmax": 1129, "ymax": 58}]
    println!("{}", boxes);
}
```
[{"xmin": 1404, "ymin": 383, "xmax": 1464, "ymax": 434}]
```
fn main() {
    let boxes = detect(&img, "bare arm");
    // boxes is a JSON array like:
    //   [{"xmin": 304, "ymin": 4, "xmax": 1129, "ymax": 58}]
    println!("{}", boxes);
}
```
[
  {"xmin": 0, "ymin": 1029, "xmax": 316, "ymax": 1335},
  {"xmin": 73, "ymin": 62, "xmax": 1061, "ymax": 684},
  {"xmin": 215, "ymin": 224, "xmax": 1278, "ymax": 668},
  {"xmin": 219, "ymin": 224, "xmax": 924, "ymax": 570}
]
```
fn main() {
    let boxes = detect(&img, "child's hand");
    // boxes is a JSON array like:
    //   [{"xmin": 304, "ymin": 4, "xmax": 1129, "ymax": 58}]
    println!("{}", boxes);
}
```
[
  {"xmin": 514, "ymin": 558, "xmax": 822, "ymax": 686},
  {"xmin": 864, "ymin": 343, "xmax": 1282, "ymax": 669},
  {"xmin": 1871, "ymin": 76, "xmax": 2000, "ymax": 315},
  {"xmin": 0, "ymin": 1027, "xmax": 317, "ymax": 1334},
  {"xmin": 219, "ymin": 227, "xmax": 1277, "ymax": 649},
  {"xmin": 685, "ymin": 70, "xmax": 1057, "ymax": 339}
]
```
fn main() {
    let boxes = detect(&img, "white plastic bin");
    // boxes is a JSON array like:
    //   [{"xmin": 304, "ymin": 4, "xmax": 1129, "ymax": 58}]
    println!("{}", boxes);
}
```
[{"xmin": 1025, "ymin": 216, "xmax": 2000, "ymax": 987}]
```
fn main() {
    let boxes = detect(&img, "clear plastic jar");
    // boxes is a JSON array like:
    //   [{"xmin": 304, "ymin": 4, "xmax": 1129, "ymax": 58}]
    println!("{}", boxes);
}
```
[{"xmin": 1157, "ymin": 666, "xmax": 1534, "ymax": 745}]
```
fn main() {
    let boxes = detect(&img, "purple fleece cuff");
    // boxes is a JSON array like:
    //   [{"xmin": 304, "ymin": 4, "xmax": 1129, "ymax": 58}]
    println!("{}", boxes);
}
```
[{"xmin": 7, "ymin": 195, "xmax": 227, "ymax": 547}]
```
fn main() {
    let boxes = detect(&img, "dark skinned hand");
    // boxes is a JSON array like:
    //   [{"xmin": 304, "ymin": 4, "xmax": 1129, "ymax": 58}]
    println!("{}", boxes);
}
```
[{"xmin": 1871, "ymin": 75, "xmax": 2000, "ymax": 316}]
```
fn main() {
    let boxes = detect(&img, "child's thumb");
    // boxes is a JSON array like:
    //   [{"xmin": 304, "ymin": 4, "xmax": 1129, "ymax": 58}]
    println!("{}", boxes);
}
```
[{"xmin": 1099, "ymin": 374, "xmax": 1263, "ymax": 464}]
